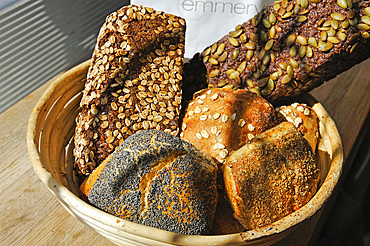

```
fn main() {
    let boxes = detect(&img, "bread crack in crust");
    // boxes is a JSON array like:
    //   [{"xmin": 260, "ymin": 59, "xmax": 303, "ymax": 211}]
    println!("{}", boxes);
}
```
[
  {"xmin": 80, "ymin": 130, "xmax": 218, "ymax": 235},
  {"xmin": 73, "ymin": 5, "xmax": 186, "ymax": 176}
]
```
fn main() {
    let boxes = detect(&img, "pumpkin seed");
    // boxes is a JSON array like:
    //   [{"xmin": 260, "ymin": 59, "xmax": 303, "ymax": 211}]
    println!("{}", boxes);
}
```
[
  {"xmin": 203, "ymin": 47, "xmax": 211, "ymax": 57},
  {"xmin": 233, "ymin": 29, "xmax": 243, "ymax": 38},
  {"xmin": 331, "ymin": 20, "xmax": 339, "ymax": 30},
  {"xmin": 298, "ymin": 8, "xmax": 309, "ymax": 15},
  {"xmin": 249, "ymin": 88, "xmax": 261, "ymax": 96},
  {"xmin": 331, "ymin": 12, "xmax": 345, "ymax": 21},
  {"xmin": 337, "ymin": 0, "xmax": 347, "ymax": 8},
  {"xmin": 348, "ymin": 10, "xmax": 356, "ymax": 19},
  {"xmin": 289, "ymin": 58, "xmax": 299, "ymax": 68},
  {"xmin": 328, "ymin": 36, "xmax": 340, "ymax": 43},
  {"xmin": 287, "ymin": 34, "xmax": 296, "ymax": 46},
  {"xmin": 337, "ymin": 31, "xmax": 347, "ymax": 41},
  {"xmin": 294, "ymin": 4, "xmax": 301, "ymax": 14},
  {"xmin": 246, "ymin": 50, "xmax": 254, "ymax": 59},
  {"xmin": 279, "ymin": 62, "xmax": 288, "ymax": 70},
  {"xmin": 366, "ymin": 7, "xmax": 370, "ymax": 17},
  {"xmin": 349, "ymin": 18, "xmax": 358, "ymax": 26},
  {"xmin": 262, "ymin": 54, "xmax": 271, "ymax": 65},
  {"xmin": 258, "ymin": 77, "xmax": 269, "ymax": 87},
  {"xmin": 362, "ymin": 16, "xmax": 370, "ymax": 26},
  {"xmin": 261, "ymin": 87, "xmax": 272, "ymax": 96},
  {"xmin": 226, "ymin": 69, "xmax": 236, "ymax": 75},
  {"xmin": 245, "ymin": 42, "xmax": 256, "ymax": 50},
  {"xmin": 287, "ymin": 65, "xmax": 294, "ymax": 77},
  {"xmin": 269, "ymin": 13, "xmax": 277, "ymax": 24},
  {"xmin": 357, "ymin": 23, "xmax": 370, "ymax": 30},
  {"xmin": 290, "ymin": 46, "xmax": 297, "ymax": 57},
  {"xmin": 270, "ymin": 26, "xmax": 277, "ymax": 39},
  {"xmin": 347, "ymin": 0, "xmax": 352, "ymax": 8},
  {"xmin": 229, "ymin": 37, "xmax": 239, "ymax": 46},
  {"xmin": 273, "ymin": 3, "xmax": 281, "ymax": 11},
  {"xmin": 281, "ymin": 75, "xmax": 291, "ymax": 84},
  {"xmin": 306, "ymin": 46, "xmax": 313, "ymax": 57},
  {"xmin": 320, "ymin": 42, "xmax": 333, "ymax": 51},
  {"xmin": 237, "ymin": 61, "xmax": 247, "ymax": 73},
  {"xmin": 203, "ymin": 55, "xmax": 209, "ymax": 63},
  {"xmin": 327, "ymin": 28, "xmax": 336, "ymax": 37},
  {"xmin": 321, "ymin": 31, "xmax": 328, "ymax": 41},
  {"xmin": 262, "ymin": 19, "xmax": 272, "ymax": 28},
  {"xmin": 342, "ymin": 21, "xmax": 350, "ymax": 29},
  {"xmin": 218, "ymin": 51, "xmax": 228, "ymax": 62},
  {"xmin": 235, "ymin": 24, "xmax": 242, "ymax": 30},
  {"xmin": 209, "ymin": 57, "xmax": 218, "ymax": 65},
  {"xmin": 240, "ymin": 33, "xmax": 247, "ymax": 43},
  {"xmin": 246, "ymin": 79, "xmax": 254, "ymax": 87},
  {"xmin": 261, "ymin": 30, "xmax": 268, "ymax": 42},
  {"xmin": 298, "ymin": 46, "xmax": 307, "ymax": 58},
  {"xmin": 297, "ymin": 35, "xmax": 307, "ymax": 45},
  {"xmin": 296, "ymin": 15, "xmax": 307, "ymax": 22},
  {"xmin": 250, "ymin": 33, "xmax": 258, "ymax": 42},
  {"xmin": 300, "ymin": 63, "xmax": 311, "ymax": 72},
  {"xmin": 265, "ymin": 40, "xmax": 274, "ymax": 50},
  {"xmin": 361, "ymin": 31, "xmax": 370, "ymax": 39},
  {"xmin": 215, "ymin": 43, "xmax": 225, "ymax": 56},
  {"xmin": 300, "ymin": 0, "xmax": 308, "ymax": 8},
  {"xmin": 349, "ymin": 32, "xmax": 360, "ymax": 42},
  {"xmin": 270, "ymin": 71, "xmax": 279, "ymax": 80},
  {"xmin": 259, "ymin": 48, "xmax": 267, "ymax": 60},
  {"xmin": 211, "ymin": 43, "xmax": 218, "ymax": 53},
  {"xmin": 210, "ymin": 69, "xmax": 220, "ymax": 77},
  {"xmin": 267, "ymin": 79, "xmax": 275, "ymax": 91},
  {"xmin": 308, "ymin": 37, "xmax": 318, "ymax": 47},
  {"xmin": 218, "ymin": 81, "xmax": 227, "ymax": 87},
  {"xmin": 232, "ymin": 49, "xmax": 240, "ymax": 60},
  {"xmin": 282, "ymin": 11, "xmax": 293, "ymax": 18}
]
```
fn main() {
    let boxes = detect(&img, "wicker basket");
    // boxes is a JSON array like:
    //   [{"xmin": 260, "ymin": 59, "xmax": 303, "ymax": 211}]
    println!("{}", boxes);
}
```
[{"xmin": 27, "ymin": 60, "xmax": 343, "ymax": 246}]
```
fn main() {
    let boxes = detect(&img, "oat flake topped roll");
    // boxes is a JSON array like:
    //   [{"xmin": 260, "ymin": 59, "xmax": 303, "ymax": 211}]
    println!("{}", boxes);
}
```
[{"xmin": 74, "ymin": 5, "xmax": 186, "ymax": 176}]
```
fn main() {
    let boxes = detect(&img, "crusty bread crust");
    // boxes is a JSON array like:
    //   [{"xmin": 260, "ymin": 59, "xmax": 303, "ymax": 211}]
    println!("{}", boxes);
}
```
[{"xmin": 223, "ymin": 121, "xmax": 320, "ymax": 230}]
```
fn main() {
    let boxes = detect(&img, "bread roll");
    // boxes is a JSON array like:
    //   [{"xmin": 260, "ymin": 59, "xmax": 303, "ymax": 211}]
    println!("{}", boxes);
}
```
[
  {"xmin": 278, "ymin": 102, "xmax": 319, "ymax": 152},
  {"xmin": 80, "ymin": 130, "xmax": 218, "ymax": 235},
  {"xmin": 223, "ymin": 121, "xmax": 320, "ymax": 230},
  {"xmin": 180, "ymin": 87, "xmax": 279, "ymax": 165},
  {"xmin": 73, "ymin": 5, "xmax": 186, "ymax": 176}
]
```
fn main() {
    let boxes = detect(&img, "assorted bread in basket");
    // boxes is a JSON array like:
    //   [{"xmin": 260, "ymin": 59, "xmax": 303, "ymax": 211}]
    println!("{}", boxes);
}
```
[{"xmin": 26, "ymin": 0, "xmax": 369, "ymax": 244}]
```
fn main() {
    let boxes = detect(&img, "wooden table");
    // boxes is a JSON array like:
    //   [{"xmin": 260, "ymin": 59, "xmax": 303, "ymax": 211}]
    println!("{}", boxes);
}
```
[{"xmin": 1, "ymin": 58, "xmax": 370, "ymax": 246}]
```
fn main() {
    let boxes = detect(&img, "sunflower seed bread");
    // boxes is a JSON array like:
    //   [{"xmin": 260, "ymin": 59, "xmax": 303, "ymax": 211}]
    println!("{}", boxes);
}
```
[
  {"xmin": 73, "ymin": 5, "xmax": 186, "ymax": 176},
  {"xmin": 198, "ymin": 0, "xmax": 370, "ymax": 104}
]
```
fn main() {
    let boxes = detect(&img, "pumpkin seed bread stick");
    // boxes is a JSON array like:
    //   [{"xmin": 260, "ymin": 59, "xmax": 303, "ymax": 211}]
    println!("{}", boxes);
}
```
[{"xmin": 200, "ymin": 0, "xmax": 370, "ymax": 104}]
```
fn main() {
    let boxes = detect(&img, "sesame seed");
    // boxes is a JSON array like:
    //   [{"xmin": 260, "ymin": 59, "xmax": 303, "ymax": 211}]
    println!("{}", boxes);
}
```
[
  {"xmin": 231, "ymin": 113, "xmax": 236, "ymax": 120},
  {"xmin": 211, "ymin": 126, "xmax": 217, "ymax": 134},
  {"xmin": 248, "ymin": 133, "xmax": 255, "ymax": 140},
  {"xmin": 200, "ymin": 115, "xmax": 208, "ymax": 121},
  {"xmin": 248, "ymin": 123, "xmax": 255, "ymax": 131},
  {"xmin": 196, "ymin": 132, "xmax": 202, "ymax": 139},
  {"xmin": 213, "ymin": 113, "xmax": 221, "ymax": 119},
  {"xmin": 304, "ymin": 108, "xmax": 310, "ymax": 116},
  {"xmin": 201, "ymin": 130, "xmax": 210, "ymax": 138},
  {"xmin": 222, "ymin": 114, "xmax": 229, "ymax": 122},
  {"xmin": 194, "ymin": 106, "xmax": 202, "ymax": 113}
]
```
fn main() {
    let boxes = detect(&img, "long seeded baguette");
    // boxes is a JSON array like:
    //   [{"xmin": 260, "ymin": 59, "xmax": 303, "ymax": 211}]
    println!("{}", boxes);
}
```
[
  {"xmin": 195, "ymin": 0, "xmax": 370, "ymax": 104},
  {"xmin": 73, "ymin": 5, "xmax": 186, "ymax": 176}
]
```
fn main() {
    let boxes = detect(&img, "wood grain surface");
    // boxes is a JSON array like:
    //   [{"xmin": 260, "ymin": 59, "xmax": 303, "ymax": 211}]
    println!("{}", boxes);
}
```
[{"xmin": 1, "ymin": 58, "xmax": 370, "ymax": 246}]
